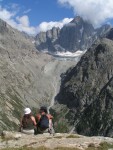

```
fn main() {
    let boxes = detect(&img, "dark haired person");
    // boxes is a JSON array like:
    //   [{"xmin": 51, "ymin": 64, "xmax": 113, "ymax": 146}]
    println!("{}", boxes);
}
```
[
  {"xmin": 35, "ymin": 106, "xmax": 54, "ymax": 134},
  {"xmin": 20, "ymin": 108, "xmax": 37, "ymax": 134}
]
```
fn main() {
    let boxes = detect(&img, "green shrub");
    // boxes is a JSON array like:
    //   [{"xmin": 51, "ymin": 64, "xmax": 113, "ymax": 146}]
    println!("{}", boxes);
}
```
[
  {"xmin": 86, "ymin": 142, "xmax": 113, "ymax": 150},
  {"xmin": 66, "ymin": 135, "xmax": 80, "ymax": 138},
  {"xmin": 54, "ymin": 121, "xmax": 68, "ymax": 133}
]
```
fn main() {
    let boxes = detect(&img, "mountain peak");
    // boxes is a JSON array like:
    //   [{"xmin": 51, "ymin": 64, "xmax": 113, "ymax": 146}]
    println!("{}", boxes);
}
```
[
  {"xmin": 70, "ymin": 16, "xmax": 83, "ymax": 24},
  {"xmin": 35, "ymin": 16, "xmax": 111, "ymax": 52}
]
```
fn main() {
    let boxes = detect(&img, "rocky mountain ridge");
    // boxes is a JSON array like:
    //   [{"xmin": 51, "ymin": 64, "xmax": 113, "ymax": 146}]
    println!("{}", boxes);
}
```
[
  {"xmin": 54, "ymin": 36, "xmax": 113, "ymax": 137},
  {"xmin": 35, "ymin": 16, "xmax": 111, "ymax": 53}
]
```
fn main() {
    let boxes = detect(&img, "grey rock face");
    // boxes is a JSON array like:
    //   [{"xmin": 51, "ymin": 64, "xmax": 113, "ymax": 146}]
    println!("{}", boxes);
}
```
[
  {"xmin": 54, "ymin": 37, "xmax": 113, "ymax": 137},
  {"xmin": 35, "ymin": 16, "xmax": 111, "ymax": 53},
  {"xmin": 58, "ymin": 17, "xmax": 95, "ymax": 51},
  {"xmin": 0, "ymin": 19, "xmax": 77, "ymax": 132},
  {"xmin": 106, "ymin": 28, "xmax": 113, "ymax": 40},
  {"xmin": 35, "ymin": 27, "xmax": 60, "ymax": 52}
]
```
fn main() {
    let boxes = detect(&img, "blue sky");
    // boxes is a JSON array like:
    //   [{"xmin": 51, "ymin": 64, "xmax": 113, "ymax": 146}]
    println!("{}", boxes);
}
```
[
  {"xmin": 0, "ymin": 0, "xmax": 113, "ymax": 35},
  {"xmin": 1, "ymin": 0, "xmax": 73, "ymax": 26}
]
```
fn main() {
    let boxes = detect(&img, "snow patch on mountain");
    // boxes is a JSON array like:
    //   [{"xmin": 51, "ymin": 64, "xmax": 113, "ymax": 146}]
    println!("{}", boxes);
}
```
[{"xmin": 52, "ymin": 50, "xmax": 86, "ymax": 57}]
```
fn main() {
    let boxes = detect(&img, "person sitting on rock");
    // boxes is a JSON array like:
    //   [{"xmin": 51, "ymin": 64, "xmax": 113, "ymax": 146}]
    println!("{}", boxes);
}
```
[
  {"xmin": 35, "ymin": 106, "xmax": 54, "ymax": 134},
  {"xmin": 20, "ymin": 107, "xmax": 37, "ymax": 135}
]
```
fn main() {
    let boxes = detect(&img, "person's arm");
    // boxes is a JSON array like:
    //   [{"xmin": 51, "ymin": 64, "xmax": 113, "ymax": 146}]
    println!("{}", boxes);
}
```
[
  {"xmin": 48, "ymin": 114, "xmax": 53, "ymax": 119},
  {"xmin": 31, "ymin": 116, "xmax": 37, "ymax": 126},
  {"xmin": 31, "ymin": 116, "xmax": 37, "ymax": 134},
  {"xmin": 35, "ymin": 114, "xmax": 41, "ymax": 123}
]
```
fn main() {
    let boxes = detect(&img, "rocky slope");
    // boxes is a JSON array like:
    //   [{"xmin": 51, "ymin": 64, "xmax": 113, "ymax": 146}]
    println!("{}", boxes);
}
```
[
  {"xmin": 0, "ymin": 19, "xmax": 78, "ymax": 132},
  {"xmin": 0, "ymin": 131, "xmax": 113, "ymax": 150},
  {"xmin": 35, "ymin": 16, "xmax": 111, "ymax": 53},
  {"xmin": 106, "ymin": 28, "xmax": 113, "ymax": 40},
  {"xmin": 54, "ymin": 36, "xmax": 113, "ymax": 137}
]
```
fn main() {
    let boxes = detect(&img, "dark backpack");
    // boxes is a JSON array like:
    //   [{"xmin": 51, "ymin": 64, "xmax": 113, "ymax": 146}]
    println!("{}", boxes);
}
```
[{"xmin": 38, "ymin": 114, "xmax": 49, "ymax": 130}]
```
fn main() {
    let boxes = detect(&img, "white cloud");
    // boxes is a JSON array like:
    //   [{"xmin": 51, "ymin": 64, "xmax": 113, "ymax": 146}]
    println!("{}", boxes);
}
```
[
  {"xmin": 16, "ymin": 15, "xmax": 30, "ymax": 27},
  {"xmin": 38, "ymin": 18, "xmax": 73, "ymax": 32},
  {"xmin": 0, "ymin": 4, "xmax": 72, "ymax": 35},
  {"xmin": 0, "ymin": 6, "xmax": 14, "ymax": 20},
  {"xmin": 0, "ymin": 5, "xmax": 37, "ymax": 35},
  {"xmin": 23, "ymin": 9, "xmax": 31, "ymax": 14},
  {"xmin": 58, "ymin": 0, "xmax": 113, "ymax": 26},
  {"xmin": 0, "ymin": 5, "xmax": 73, "ymax": 35}
]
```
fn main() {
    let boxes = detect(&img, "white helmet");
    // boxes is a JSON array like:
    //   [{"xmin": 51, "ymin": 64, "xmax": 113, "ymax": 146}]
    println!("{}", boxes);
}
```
[{"xmin": 24, "ymin": 108, "xmax": 31, "ymax": 115}]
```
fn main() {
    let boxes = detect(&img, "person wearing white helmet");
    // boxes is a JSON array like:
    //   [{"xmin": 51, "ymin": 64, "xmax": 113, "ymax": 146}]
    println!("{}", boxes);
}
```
[{"xmin": 20, "ymin": 108, "xmax": 37, "ymax": 134}]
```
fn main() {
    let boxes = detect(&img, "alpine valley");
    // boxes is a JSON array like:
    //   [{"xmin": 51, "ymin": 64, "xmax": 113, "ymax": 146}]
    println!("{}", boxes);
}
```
[{"xmin": 0, "ymin": 16, "xmax": 113, "ymax": 137}]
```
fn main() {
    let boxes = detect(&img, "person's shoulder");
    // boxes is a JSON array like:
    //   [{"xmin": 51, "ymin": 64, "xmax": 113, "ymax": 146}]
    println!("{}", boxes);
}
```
[
  {"xmin": 47, "ymin": 114, "xmax": 53, "ymax": 119},
  {"xmin": 31, "ymin": 115, "xmax": 35, "ymax": 119}
]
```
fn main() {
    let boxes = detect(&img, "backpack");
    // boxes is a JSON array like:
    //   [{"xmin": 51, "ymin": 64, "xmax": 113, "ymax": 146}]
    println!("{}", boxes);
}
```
[{"xmin": 38, "ymin": 114, "xmax": 49, "ymax": 130}]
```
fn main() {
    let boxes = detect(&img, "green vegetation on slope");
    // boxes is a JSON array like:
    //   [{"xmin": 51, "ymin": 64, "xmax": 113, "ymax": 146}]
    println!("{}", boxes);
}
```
[{"xmin": 1, "ymin": 142, "xmax": 113, "ymax": 150}]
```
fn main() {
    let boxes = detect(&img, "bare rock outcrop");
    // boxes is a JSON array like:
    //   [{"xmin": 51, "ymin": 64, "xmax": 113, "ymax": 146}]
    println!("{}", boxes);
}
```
[
  {"xmin": 35, "ymin": 16, "xmax": 111, "ymax": 53},
  {"xmin": 0, "ymin": 131, "xmax": 113, "ymax": 150}
]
